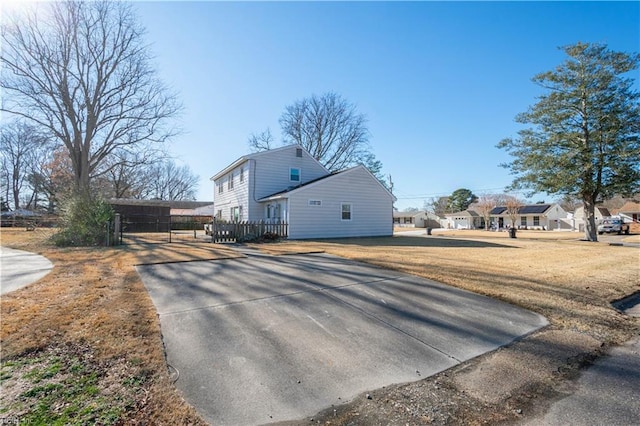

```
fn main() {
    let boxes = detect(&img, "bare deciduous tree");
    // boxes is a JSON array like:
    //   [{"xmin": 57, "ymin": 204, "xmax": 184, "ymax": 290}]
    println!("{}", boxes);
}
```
[
  {"xmin": 139, "ymin": 160, "xmax": 199, "ymax": 201},
  {"xmin": 94, "ymin": 149, "xmax": 166, "ymax": 199},
  {"xmin": 279, "ymin": 92, "xmax": 373, "ymax": 172},
  {"xmin": 504, "ymin": 195, "xmax": 524, "ymax": 228},
  {"xmin": 247, "ymin": 128, "xmax": 274, "ymax": 152},
  {"xmin": 0, "ymin": 121, "xmax": 52, "ymax": 210},
  {"xmin": 475, "ymin": 194, "xmax": 498, "ymax": 230},
  {"xmin": 1, "ymin": 0, "xmax": 181, "ymax": 196}
]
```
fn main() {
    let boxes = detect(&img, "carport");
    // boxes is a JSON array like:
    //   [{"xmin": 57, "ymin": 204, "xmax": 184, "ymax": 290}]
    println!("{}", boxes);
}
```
[{"xmin": 137, "ymin": 252, "xmax": 546, "ymax": 425}]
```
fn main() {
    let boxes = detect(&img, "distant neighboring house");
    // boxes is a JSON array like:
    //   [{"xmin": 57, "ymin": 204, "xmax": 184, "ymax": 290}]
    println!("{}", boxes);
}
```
[
  {"xmin": 616, "ymin": 201, "xmax": 640, "ymax": 224},
  {"xmin": 491, "ymin": 203, "xmax": 569, "ymax": 230},
  {"xmin": 211, "ymin": 144, "xmax": 395, "ymax": 239},
  {"xmin": 572, "ymin": 206, "xmax": 611, "ymax": 232},
  {"xmin": 393, "ymin": 211, "xmax": 441, "ymax": 228},
  {"xmin": 445, "ymin": 203, "xmax": 568, "ymax": 230},
  {"xmin": 444, "ymin": 209, "xmax": 482, "ymax": 229}
]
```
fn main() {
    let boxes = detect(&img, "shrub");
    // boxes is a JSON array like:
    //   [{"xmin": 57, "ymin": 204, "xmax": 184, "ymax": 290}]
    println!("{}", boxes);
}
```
[
  {"xmin": 52, "ymin": 195, "xmax": 114, "ymax": 247},
  {"xmin": 261, "ymin": 232, "xmax": 280, "ymax": 241}
]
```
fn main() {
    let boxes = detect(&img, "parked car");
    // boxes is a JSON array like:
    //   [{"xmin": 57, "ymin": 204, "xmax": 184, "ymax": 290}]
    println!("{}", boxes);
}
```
[{"xmin": 597, "ymin": 218, "xmax": 630, "ymax": 235}]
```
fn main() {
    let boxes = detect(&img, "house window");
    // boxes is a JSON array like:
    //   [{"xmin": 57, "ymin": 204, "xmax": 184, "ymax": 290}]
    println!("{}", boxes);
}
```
[
  {"xmin": 533, "ymin": 216, "xmax": 540, "ymax": 226},
  {"xmin": 239, "ymin": 205, "xmax": 243, "ymax": 221},
  {"xmin": 216, "ymin": 210, "xmax": 222, "ymax": 219},
  {"xmin": 296, "ymin": 148, "xmax": 303, "ymax": 157},
  {"xmin": 341, "ymin": 203, "xmax": 352, "ymax": 221},
  {"xmin": 217, "ymin": 182, "xmax": 223, "ymax": 194},
  {"xmin": 308, "ymin": 200, "xmax": 322, "ymax": 206},
  {"xmin": 290, "ymin": 168, "xmax": 300, "ymax": 182},
  {"xmin": 240, "ymin": 167, "xmax": 244, "ymax": 182},
  {"xmin": 228, "ymin": 173, "xmax": 234, "ymax": 190},
  {"xmin": 231, "ymin": 207, "xmax": 239, "ymax": 222},
  {"xmin": 521, "ymin": 216, "xmax": 527, "ymax": 227}
]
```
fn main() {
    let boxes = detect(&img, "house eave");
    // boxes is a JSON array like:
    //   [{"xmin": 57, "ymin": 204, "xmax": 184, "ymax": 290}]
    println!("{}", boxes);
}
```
[{"xmin": 210, "ymin": 157, "xmax": 249, "ymax": 181}]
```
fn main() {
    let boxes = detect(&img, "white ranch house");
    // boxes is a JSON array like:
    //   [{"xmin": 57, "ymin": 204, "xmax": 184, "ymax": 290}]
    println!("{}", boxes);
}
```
[
  {"xmin": 443, "ymin": 210, "xmax": 481, "ymax": 229},
  {"xmin": 445, "ymin": 203, "xmax": 568, "ymax": 230},
  {"xmin": 211, "ymin": 144, "xmax": 395, "ymax": 239}
]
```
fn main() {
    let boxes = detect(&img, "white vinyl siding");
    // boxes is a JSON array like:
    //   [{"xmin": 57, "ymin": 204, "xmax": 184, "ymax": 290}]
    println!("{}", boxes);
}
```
[
  {"xmin": 249, "ymin": 146, "xmax": 327, "ymax": 221},
  {"xmin": 213, "ymin": 145, "xmax": 328, "ymax": 222},
  {"xmin": 213, "ymin": 164, "xmax": 250, "ymax": 222},
  {"xmin": 286, "ymin": 166, "xmax": 393, "ymax": 239}
]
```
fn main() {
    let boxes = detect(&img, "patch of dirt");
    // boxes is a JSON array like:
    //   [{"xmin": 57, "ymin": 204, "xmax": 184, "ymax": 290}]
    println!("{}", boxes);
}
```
[{"xmin": 275, "ymin": 328, "xmax": 608, "ymax": 426}]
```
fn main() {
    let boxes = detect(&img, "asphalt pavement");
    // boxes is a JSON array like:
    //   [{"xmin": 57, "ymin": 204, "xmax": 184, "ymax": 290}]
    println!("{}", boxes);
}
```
[
  {"xmin": 137, "ymin": 252, "xmax": 547, "ymax": 425},
  {"xmin": 521, "ymin": 296, "xmax": 640, "ymax": 426},
  {"xmin": 0, "ymin": 246, "xmax": 53, "ymax": 295}
]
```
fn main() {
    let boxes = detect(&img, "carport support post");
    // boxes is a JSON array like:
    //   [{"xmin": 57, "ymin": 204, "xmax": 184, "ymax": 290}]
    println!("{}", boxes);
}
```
[{"xmin": 113, "ymin": 214, "xmax": 121, "ymax": 246}]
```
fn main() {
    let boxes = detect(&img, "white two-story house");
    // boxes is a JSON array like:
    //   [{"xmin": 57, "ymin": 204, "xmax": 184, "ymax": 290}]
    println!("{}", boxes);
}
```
[{"xmin": 211, "ymin": 144, "xmax": 395, "ymax": 239}]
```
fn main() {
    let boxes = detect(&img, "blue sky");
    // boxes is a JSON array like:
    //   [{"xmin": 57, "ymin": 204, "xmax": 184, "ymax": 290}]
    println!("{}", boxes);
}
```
[{"xmin": 135, "ymin": 1, "xmax": 639, "ymax": 210}]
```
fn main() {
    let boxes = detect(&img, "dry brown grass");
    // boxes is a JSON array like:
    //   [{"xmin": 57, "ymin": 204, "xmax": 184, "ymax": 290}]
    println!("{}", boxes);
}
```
[
  {"xmin": 1, "ymin": 228, "xmax": 241, "ymax": 425},
  {"xmin": 1, "ymin": 228, "xmax": 638, "ymax": 425}
]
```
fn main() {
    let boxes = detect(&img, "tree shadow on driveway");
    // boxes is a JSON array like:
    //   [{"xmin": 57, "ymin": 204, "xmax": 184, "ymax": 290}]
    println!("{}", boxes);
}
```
[{"xmin": 309, "ymin": 235, "xmax": 513, "ymax": 249}]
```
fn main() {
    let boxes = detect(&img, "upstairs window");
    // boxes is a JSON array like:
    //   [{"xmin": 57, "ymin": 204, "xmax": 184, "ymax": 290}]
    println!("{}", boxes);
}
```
[
  {"xmin": 217, "ymin": 182, "xmax": 223, "ymax": 194},
  {"xmin": 290, "ymin": 168, "xmax": 300, "ymax": 182},
  {"xmin": 228, "ymin": 173, "xmax": 234, "ymax": 190},
  {"xmin": 240, "ymin": 167, "xmax": 244, "ymax": 182},
  {"xmin": 296, "ymin": 148, "xmax": 303, "ymax": 157},
  {"xmin": 308, "ymin": 200, "xmax": 322, "ymax": 206}
]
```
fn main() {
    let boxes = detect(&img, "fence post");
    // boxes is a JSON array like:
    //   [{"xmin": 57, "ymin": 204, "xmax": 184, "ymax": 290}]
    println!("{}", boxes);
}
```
[{"xmin": 113, "ymin": 214, "xmax": 121, "ymax": 246}]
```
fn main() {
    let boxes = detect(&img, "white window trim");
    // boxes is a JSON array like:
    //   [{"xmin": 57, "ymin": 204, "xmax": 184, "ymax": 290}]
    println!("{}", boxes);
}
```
[
  {"xmin": 341, "ymin": 203, "xmax": 352, "ymax": 221},
  {"xmin": 290, "ymin": 167, "xmax": 301, "ymax": 182}
]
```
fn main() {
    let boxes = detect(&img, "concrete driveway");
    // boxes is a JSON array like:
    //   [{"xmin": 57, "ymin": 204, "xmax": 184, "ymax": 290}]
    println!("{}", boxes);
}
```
[
  {"xmin": 0, "ymin": 246, "xmax": 53, "ymax": 295},
  {"xmin": 137, "ymin": 252, "xmax": 547, "ymax": 425}
]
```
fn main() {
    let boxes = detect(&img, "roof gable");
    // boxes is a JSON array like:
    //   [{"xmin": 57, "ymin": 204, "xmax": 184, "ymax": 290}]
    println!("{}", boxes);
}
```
[
  {"xmin": 210, "ymin": 144, "xmax": 329, "ymax": 181},
  {"xmin": 619, "ymin": 201, "xmax": 640, "ymax": 213}
]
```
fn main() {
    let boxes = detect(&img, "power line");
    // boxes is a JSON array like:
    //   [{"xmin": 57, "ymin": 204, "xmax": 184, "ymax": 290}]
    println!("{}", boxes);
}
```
[{"xmin": 394, "ymin": 187, "xmax": 531, "ymax": 200}]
